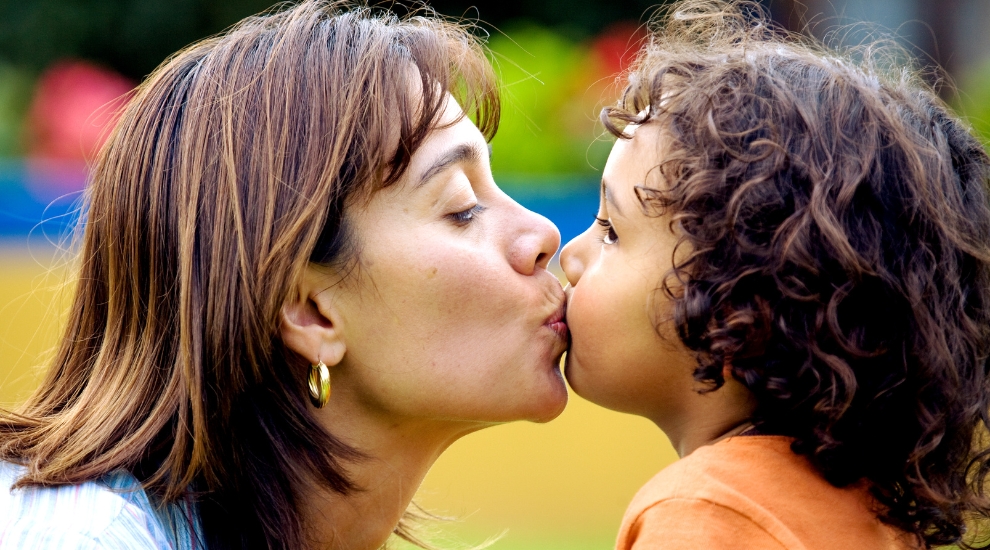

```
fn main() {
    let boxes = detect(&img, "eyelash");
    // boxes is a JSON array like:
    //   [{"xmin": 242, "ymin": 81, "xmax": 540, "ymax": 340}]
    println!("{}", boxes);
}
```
[
  {"xmin": 596, "ymin": 217, "xmax": 618, "ymax": 245},
  {"xmin": 450, "ymin": 204, "xmax": 486, "ymax": 225}
]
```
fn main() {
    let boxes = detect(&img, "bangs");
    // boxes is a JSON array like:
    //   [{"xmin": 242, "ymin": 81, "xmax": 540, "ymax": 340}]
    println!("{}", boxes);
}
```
[{"xmin": 372, "ymin": 13, "xmax": 499, "ymax": 188}]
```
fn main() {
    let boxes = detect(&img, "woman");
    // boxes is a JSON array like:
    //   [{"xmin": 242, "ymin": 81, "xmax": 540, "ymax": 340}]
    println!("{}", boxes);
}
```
[{"xmin": 0, "ymin": 2, "xmax": 569, "ymax": 549}]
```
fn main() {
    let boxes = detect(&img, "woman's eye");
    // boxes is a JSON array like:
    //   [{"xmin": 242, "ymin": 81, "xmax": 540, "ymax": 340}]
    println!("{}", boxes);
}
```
[
  {"xmin": 596, "ymin": 217, "xmax": 618, "ymax": 245},
  {"xmin": 450, "ymin": 204, "xmax": 485, "ymax": 225}
]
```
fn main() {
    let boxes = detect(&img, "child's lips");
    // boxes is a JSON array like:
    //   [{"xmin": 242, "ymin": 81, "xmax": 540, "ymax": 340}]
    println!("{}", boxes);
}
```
[{"xmin": 558, "ymin": 284, "xmax": 573, "ymax": 337}]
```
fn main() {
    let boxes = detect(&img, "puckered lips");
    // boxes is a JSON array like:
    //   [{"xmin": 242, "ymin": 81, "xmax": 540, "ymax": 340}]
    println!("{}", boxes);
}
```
[{"xmin": 544, "ymin": 300, "xmax": 568, "ymax": 340}]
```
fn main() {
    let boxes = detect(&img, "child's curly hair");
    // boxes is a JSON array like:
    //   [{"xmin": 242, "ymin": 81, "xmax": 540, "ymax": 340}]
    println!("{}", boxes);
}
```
[{"xmin": 603, "ymin": 1, "xmax": 990, "ymax": 547}]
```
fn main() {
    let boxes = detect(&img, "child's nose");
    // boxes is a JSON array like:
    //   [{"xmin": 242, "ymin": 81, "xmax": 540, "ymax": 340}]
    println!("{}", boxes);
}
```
[{"xmin": 560, "ymin": 234, "xmax": 585, "ymax": 286}]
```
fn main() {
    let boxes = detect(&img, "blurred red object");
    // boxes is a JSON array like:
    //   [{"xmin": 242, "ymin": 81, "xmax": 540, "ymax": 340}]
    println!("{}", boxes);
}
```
[
  {"xmin": 27, "ymin": 60, "xmax": 134, "ymax": 162},
  {"xmin": 24, "ymin": 60, "xmax": 134, "ymax": 198},
  {"xmin": 590, "ymin": 22, "xmax": 648, "ymax": 77},
  {"xmin": 581, "ymin": 22, "xmax": 649, "ymax": 107}
]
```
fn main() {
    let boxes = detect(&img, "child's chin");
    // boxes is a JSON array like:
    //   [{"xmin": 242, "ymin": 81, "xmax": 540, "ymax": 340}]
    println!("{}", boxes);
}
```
[
  {"xmin": 562, "ymin": 353, "xmax": 604, "ymax": 405},
  {"xmin": 563, "ymin": 352, "xmax": 643, "ymax": 416}
]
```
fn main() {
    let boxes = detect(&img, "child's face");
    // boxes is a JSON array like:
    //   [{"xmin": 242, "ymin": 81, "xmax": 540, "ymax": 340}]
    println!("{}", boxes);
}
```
[{"xmin": 560, "ymin": 123, "xmax": 699, "ymax": 424}]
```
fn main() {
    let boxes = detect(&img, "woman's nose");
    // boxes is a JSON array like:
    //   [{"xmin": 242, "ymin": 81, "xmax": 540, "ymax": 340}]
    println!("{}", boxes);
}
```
[
  {"xmin": 508, "ymin": 208, "xmax": 560, "ymax": 275},
  {"xmin": 559, "ymin": 231, "xmax": 586, "ymax": 287}
]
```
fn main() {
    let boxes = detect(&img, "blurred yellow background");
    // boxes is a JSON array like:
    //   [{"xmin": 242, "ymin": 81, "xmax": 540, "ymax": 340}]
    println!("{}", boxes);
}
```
[{"xmin": 0, "ymin": 246, "xmax": 679, "ymax": 550}]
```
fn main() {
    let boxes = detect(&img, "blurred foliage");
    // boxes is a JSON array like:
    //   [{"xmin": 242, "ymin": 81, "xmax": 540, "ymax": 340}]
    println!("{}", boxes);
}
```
[
  {"xmin": 4, "ymin": 0, "xmax": 983, "ymax": 176},
  {"xmin": 0, "ymin": 0, "xmax": 635, "ymax": 174},
  {"xmin": 487, "ymin": 24, "xmax": 614, "ymax": 176},
  {"xmin": 0, "ymin": 0, "xmax": 272, "ymax": 80},
  {"xmin": 0, "ymin": 0, "xmax": 665, "ymax": 81},
  {"xmin": 957, "ymin": 60, "xmax": 990, "ymax": 147},
  {"xmin": 428, "ymin": 0, "xmax": 663, "ymax": 38},
  {"xmin": 0, "ymin": 0, "xmax": 269, "ymax": 159},
  {"xmin": 0, "ymin": 63, "xmax": 34, "ymax": 157}
]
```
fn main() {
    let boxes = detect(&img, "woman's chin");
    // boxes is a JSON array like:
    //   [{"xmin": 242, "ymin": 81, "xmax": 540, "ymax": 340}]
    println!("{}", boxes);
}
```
[
  {"xmin": 500, "ymin": 368, "xmax": 569, "ymax": 424},
  {"xmin": 508, "ymin": 346, "xmax": 570, "ymax": 423},
  {"xmin": 530, "ymin": 370, "xmax": 569, "ymax": 423},
  {"xmin": 449, "ymin": 373, "xmax": 568, "ymax": 425}
]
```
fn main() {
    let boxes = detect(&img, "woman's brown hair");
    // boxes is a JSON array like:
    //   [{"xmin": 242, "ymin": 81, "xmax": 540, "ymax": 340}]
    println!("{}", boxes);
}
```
[
  {"xmin": 0, "ymin": 2, "xmax": 498, "ymax": 548},
  {"xmin": 604, "ymin": 0, "xmax": 990, "ymax": 547}
]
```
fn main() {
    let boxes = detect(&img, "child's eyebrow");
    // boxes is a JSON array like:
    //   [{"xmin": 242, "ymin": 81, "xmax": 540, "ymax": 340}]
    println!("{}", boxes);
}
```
[{"xmin": 602, "ymin": 179, "xmax": 623, "ymax": 216}]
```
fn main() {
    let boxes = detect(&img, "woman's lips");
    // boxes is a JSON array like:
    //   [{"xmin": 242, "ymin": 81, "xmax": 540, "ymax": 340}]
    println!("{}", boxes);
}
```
[{"xmin": 545, "ymin": 301, "xmax": 568, "ymax": 339}]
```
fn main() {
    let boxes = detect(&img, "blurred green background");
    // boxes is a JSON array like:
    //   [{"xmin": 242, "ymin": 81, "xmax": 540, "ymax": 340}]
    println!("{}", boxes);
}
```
[{"xmin": 2, "ymin": 0, "xmax": 990, "ymax": 549}]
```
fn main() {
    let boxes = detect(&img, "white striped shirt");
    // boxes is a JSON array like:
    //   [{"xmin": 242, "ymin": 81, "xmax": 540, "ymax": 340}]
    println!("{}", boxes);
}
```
[{"xmin": 0, "ymin": 461, "xmax": 204, "ymax": 549}]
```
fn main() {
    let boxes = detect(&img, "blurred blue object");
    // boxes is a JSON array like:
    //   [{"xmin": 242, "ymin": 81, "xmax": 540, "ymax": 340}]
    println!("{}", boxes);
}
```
[
  {"xmin": 0, "ymin": 163, "xmax": 599, "ymax": 247},
  {"xmin": 498, "ymin": 176, "xmax": 600, "ymax": 246},
  {"xmin": 0, "ymin": 161, "xmax": 84, "ymax": 241}
]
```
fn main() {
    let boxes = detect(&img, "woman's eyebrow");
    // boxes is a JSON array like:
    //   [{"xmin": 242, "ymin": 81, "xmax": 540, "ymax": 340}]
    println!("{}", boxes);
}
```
[
  {"xmin": 415, "ymin": 142, "xmax": 486, "ymax": 188},
  {"xmin": 602, "ymin": 179, "xmax": 623, "ymax": 216}
]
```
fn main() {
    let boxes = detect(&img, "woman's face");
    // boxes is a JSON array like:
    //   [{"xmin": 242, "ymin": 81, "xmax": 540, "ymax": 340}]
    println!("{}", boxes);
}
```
[
  {"xmin": 321, "ymin": 96, "xmax": 568, "ymax": 425},
  {"xmin": 559, "ymin": 123, "xmax": 698, "ymax": 424}
]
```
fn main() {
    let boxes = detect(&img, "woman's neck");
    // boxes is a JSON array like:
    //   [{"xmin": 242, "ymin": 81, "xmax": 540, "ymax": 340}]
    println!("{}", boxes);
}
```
[{"xmin": 297, "ymin": 398, "xmax": 482, "ymax": 550}]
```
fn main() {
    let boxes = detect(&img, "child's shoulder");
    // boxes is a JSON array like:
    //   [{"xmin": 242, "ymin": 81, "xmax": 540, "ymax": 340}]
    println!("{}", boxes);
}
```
[
  {"xmin": 618, "ymin": 435, "xmax": 916, "ymax": 550},
  {"xmin": 628, "ymin": 435, "xmax": 805, "ymax": 509}
]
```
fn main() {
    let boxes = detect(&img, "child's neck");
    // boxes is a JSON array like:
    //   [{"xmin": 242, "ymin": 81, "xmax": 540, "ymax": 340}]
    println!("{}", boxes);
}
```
[{"xmin": 662, "ymin": 377, "xmax": 757, "ymax": 458}]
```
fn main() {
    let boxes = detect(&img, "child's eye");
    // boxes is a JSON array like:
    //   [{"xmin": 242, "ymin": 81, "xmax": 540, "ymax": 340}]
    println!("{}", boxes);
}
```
[
  {"xmin": 449, "ymin": 204, "xmax": 485, "ymax": 226},
  {"xmin": 596, "ymin": 217, "xmax": 618, "ymax": 245}
]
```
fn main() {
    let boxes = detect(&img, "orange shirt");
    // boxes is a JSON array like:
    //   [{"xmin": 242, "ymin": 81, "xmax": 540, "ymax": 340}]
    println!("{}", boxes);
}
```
[{"xmin": 616, "ymin": 435, "xmax": 919, "ymax": 550}]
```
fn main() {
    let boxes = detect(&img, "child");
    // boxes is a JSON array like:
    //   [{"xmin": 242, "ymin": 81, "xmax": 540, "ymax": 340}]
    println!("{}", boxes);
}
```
[{"xmin": 560, "ymin": 1, "xmax": 990, "ymax": 549}]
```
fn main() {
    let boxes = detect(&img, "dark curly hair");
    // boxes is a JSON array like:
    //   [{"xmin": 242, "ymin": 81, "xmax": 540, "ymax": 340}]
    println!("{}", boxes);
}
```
[{"xmin": 602, "ymin": 1, "xmax": 990, "ymax": 547}]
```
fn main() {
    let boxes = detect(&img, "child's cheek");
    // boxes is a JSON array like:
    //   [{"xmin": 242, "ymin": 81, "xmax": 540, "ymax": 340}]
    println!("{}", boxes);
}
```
[{"xmin": 564, "ymin": 273, "xmax": 625, "ymax": 403}]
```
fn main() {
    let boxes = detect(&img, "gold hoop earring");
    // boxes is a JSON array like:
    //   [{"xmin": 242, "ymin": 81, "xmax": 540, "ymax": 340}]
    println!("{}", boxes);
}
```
[{"xmin": 308, "ymin": 360, "xmax": 331, "ymax": 408}]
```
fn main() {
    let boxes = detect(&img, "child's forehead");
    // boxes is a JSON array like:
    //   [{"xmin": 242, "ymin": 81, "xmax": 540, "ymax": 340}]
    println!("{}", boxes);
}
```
[
  {"xmin": 604, "ymin": 123, "xmax": 671, "ymax": 197},
  {"xmin": 623, "ymin": 122, "xmax": 671, "ymax": 159},
  {"xmin": 606, "ymin": 124, "xmax": 656, "ymax": 167}
]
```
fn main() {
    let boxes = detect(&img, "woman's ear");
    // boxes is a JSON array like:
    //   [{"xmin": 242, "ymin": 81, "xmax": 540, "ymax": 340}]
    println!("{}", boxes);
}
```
[{"xmin": 279, "ymin": 266, "xmax": 347, "ymax": 367}]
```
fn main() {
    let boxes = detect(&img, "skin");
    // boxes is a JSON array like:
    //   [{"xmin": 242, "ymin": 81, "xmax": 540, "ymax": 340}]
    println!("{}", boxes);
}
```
[
  {"xmin": 280, "ymin": 95, "xmax": 569, "ymax": 550},
  {"xmin": 560, "ymin": 122, "xmax": 755, "ymax": 458}
]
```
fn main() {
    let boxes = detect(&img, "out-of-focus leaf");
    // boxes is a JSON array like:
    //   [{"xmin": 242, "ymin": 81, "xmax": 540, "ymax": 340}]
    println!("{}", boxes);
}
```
[
  {"xmin": 958, "ymin": 59, "xmax": 990, "ymax": 147},
  {"xmin": 487, "ymin": 24, "xmax": 616, "ymax": 178},
  {"xmin": 0, "ymin": 63, "xmax": 34, "ymax": 158}
]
